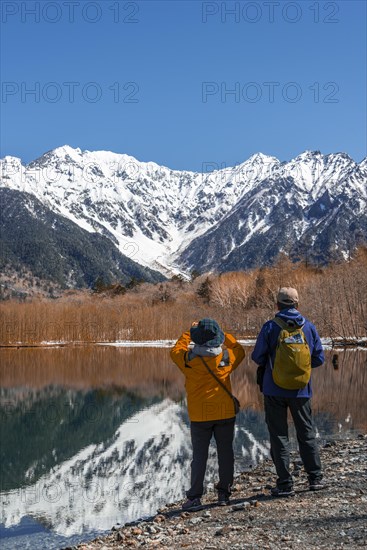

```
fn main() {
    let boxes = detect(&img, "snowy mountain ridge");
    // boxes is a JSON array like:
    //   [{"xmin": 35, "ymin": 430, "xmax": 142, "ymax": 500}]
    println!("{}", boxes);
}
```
[
  {"xmin": 1, "ymin": 146, "xmax": 366, "ymax": 276},
  {"xmin": 1, "ymin": 399, "xmax": 268, "ymax": 538}
]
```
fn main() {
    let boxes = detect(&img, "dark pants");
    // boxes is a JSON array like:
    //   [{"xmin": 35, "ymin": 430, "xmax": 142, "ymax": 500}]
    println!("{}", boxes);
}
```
[
  {"xmin": 264, "ymin": 396, "xmax": 322, "ymax": 489},
  {"xmin": 187, "ymin": 417, "xmax": 235, "ymax": 500}
]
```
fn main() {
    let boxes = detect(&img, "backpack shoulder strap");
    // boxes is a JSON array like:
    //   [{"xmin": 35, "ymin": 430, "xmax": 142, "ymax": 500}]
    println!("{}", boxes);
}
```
[
  {"xmin": 273, "ymin": 317, "xmax": 303, "ymax": 332},
  {"xmin": 273, "ymin": 317, "xmax": 288, "ymax": 330}
]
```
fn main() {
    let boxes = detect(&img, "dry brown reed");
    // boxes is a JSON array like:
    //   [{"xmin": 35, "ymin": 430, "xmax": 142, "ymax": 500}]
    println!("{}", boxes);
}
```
[{"xmin": 1, "ymin": 249, "xmax": 366, "ymax": 344}]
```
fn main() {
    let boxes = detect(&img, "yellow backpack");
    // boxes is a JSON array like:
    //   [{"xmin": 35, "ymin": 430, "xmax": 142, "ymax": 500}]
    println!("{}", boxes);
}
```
[{"xmin": 272, "ymin": 317, "xmax": 311, "ymax": 390}]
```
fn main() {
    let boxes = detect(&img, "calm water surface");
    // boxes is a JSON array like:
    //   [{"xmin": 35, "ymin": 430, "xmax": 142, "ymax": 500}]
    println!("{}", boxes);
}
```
[{"xmin": 0, "ymin": 346, "xmax": 366, "ymax": 549}]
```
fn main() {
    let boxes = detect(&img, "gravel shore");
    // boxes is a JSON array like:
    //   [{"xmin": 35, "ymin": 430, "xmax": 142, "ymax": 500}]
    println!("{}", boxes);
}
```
[{"xmin": 64, "ymin": 436, "xmax": 367, "ymax": 550}]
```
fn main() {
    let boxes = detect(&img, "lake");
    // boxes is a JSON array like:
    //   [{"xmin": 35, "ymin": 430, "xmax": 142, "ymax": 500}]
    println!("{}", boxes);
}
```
[{"xmin": 0, "ymin": 345, "xmax": 366, "ymax": 549}]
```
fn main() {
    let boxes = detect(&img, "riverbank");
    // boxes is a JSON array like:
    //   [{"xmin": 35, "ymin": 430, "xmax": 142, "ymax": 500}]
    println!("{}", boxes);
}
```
[
  {"xmin": 63, "ymin": 436, "xmax": 367, "ymax": 550},
  {"xmin": 1, "ymin": 337, "xmax": 366, "ymax": 349}
]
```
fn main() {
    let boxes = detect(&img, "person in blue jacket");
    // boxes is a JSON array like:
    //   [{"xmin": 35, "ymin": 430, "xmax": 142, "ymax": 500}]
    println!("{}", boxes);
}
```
[{"xmin": 252, "ymin": 287, "xmax": 325, "ymax": 497}]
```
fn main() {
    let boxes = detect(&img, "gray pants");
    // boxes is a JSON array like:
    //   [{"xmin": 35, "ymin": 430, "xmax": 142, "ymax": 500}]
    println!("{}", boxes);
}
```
[
  {"xmin": 187, "ymin": 417, "xmax": 235, "ymax": 500},
  {"xmin": 264, "ymin": 396, "xmax": 322, "ymax": 489}
]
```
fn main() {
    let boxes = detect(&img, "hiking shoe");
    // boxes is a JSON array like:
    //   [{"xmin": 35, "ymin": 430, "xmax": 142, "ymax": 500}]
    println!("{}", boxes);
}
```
[
  {"xmin": 218, "ymin": 494, "xmax": 230, "ymax": 506},
  {"xmin": 309, "ymin": 480, "xmax": 327, "ymax": 491},
  {"xmin": 182, "ymin": 498, "xmax": 204, "ymax": 511},
  {"xmin": 270, "ymin": 487, "xmax": 295, "ymax": 498}
]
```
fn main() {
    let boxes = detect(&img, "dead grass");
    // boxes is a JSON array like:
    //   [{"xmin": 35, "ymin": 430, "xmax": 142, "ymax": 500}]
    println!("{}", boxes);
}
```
[{"xmin": 0, "ymin": 249, "xmax": 366, "ymax": 344}]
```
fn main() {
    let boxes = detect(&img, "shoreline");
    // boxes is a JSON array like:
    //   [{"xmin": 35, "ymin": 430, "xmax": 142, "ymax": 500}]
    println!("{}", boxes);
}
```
[
  {"xmin": 1, "ymin": 337, "xmax": 366, "ymax": 349},
  {"xmin": 62, "ymin": 436, "xmax": 367, "ymax": 550}
]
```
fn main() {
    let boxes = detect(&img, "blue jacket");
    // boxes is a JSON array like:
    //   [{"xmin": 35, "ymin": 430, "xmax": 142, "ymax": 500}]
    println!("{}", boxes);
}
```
[{"xmin": 251, "ymin": 308, "xmax": 324, "ymax": 398}]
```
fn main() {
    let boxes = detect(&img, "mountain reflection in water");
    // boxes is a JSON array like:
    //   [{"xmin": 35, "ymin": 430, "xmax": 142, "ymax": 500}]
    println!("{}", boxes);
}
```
[{"xmin": 0, "ymin": 346, "xmax": 365, "ymax": 549}]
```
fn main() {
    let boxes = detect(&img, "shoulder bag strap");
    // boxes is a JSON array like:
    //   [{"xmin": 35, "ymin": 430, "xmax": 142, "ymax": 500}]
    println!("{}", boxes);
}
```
[{"xmin": 199, "ymin": 356, "xmax": 236, "ymax": 401}]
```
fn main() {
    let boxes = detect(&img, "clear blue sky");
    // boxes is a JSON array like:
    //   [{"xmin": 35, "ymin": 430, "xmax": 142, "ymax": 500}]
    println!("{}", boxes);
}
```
[{"xmin": 1, "ymin": 0, "xmax": 366, "ymax": 170}]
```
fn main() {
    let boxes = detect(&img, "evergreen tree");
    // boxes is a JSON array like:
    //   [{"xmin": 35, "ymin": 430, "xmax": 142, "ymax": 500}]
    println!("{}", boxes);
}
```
[
  {"xmin": 126, "ymin": 277, "xmax": 142, "ymax": 290},
  {"xmin": 190, "ymin": 269, "xmax": 201, "ymax": 281},
  {"xmin": 197, "ymin": 277, "xmax": 212, "ymax": 304},
  {"xmin": 92, "ymin": 275, "xmax": 106, "ymax": 293}
]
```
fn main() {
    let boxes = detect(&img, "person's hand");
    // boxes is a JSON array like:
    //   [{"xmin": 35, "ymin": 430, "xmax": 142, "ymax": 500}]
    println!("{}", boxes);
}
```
[{"xmin": 191, "ymin": 321, "xmax": 199, "ymax": 327}]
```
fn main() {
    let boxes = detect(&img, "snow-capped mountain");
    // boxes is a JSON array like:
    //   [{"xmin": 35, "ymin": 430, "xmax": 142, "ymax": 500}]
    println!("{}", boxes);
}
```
[
  {"xmin": 1, "ymin": 146, "xmax": 366, "ymax": 277},
  {"xmin": 0, "ymin": 187, "xmax": 164, "ymax": 288},
  {"xmin": 1, "ymin": 399, "xmax": 268, "ymax": 541}
]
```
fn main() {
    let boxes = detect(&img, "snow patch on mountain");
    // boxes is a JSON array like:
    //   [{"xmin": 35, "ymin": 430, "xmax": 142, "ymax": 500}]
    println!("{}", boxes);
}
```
[{"xmin": 1, "ymin": 146, "xmax": 366, "ymax": 275}]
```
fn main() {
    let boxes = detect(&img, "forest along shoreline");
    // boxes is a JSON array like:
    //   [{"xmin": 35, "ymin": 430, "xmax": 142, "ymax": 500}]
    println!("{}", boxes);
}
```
[{"xmin": 62, "ymin": 436, "xmax": 367, "ymax": 550}]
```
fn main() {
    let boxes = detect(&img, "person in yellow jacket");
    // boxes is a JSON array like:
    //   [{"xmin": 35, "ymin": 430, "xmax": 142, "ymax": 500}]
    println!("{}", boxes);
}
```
[{"xmin": 170, "ymin": 318, "xmax": 245, "ymax": 510}]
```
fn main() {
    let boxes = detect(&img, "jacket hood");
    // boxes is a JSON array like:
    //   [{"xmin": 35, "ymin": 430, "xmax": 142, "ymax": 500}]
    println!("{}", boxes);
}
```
[
  {"xmin": 191, "ymin": 344, "xmax": 223, "ymax": 358},
  {"xmin": 275, "ymin": 307, "xmax": 305, "ymax": 327}
]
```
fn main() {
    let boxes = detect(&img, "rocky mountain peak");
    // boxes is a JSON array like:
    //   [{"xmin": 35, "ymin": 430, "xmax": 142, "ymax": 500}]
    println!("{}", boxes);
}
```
[{"xmin": 1, "ymin": 147, "xmax": 366, "ymax": 280}]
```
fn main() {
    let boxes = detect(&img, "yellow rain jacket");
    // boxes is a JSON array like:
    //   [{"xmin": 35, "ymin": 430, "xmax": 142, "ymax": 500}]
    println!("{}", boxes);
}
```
[{"xmin": 170, "ymin": 331, "xmax": 245, "ymax": 422}]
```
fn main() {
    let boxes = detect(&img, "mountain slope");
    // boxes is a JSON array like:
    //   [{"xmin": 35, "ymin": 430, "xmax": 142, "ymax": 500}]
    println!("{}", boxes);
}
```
[
  {"xmin": 1, "ymin": 147, "xmax": 366, "ymax": 277},
  {"xmin": 179, "ymin": 165, "xmax": 367, "ymax": 271},
  {"xmin": 0, "ymin": 188, "xmax": 164, "ymax": 288}
]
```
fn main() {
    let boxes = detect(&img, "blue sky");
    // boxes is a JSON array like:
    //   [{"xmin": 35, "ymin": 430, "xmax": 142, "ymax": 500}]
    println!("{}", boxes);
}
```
[{"xmin": 1, "ymin": 0, "xmax": 366, "ymax": 170}]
